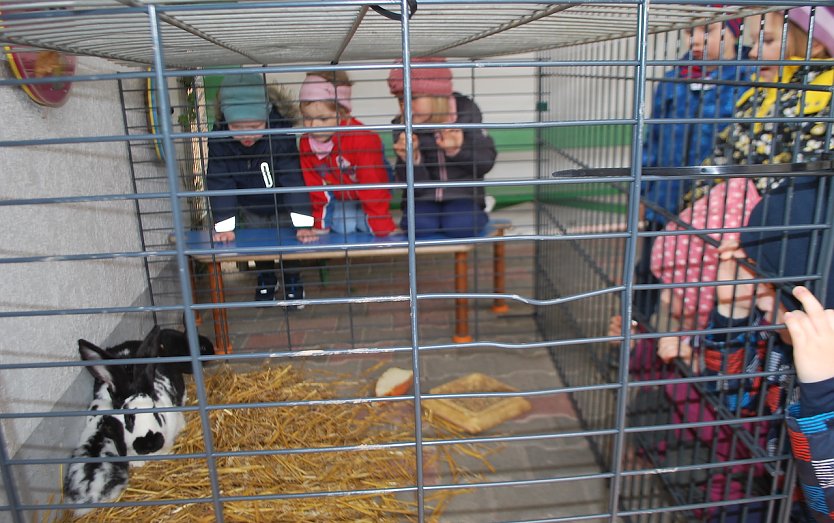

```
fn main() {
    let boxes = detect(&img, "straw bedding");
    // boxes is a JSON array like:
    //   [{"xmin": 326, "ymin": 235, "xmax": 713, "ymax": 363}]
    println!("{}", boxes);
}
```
[{"xmin": 57, "ymin": 363, "xmax": 494, "ymax": 522}]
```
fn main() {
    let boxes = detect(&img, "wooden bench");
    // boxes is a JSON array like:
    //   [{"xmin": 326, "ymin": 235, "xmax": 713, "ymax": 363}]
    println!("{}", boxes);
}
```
[{"xmin": 180, "ymin": 220, "xmax": 512, "ymax": 353}]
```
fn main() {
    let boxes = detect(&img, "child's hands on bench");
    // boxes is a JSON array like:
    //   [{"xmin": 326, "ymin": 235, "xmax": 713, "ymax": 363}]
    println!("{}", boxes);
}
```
[
  {"xmin": 785, "ymin": 286, "xmax": 834, "ymax": 384},
  {"xmin": 212, "ymin": 231, "xmax": 235, "ymax": 243},
  {"xmin": 210, "ymin": 229, "xmax": 319, "ymax": 244},
  {"xmin": 296, "ymin": 228, "xmax": 319, "ymax": 244}
]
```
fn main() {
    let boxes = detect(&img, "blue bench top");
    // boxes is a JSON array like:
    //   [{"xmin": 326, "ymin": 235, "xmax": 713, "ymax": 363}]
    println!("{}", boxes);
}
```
[{"xmin": 178, "ymin": 219, "xmax": 511, "ymax": 262}]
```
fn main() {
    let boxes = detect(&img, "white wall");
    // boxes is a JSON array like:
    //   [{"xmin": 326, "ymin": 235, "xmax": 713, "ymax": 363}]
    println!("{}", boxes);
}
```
[{"xmin": 0, "ymin": 56, "xmax": 164, "ymax": 509}]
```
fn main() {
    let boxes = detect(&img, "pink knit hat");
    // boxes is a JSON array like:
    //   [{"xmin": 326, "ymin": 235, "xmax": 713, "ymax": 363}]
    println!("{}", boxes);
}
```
[
  {"xmin": 299, "ymin": 74, "xmax": 352, "ymax": 112},
  {"xmin": 788, "ymin": 6, "xmax": 834, "ymax": 57},
  {"xmin": 387, "ymin": 57, "xmax": 453, "ymax": 97},
  {"xmin": 650, "ymin": 178, "xmax": 761, "ymax": 329}
]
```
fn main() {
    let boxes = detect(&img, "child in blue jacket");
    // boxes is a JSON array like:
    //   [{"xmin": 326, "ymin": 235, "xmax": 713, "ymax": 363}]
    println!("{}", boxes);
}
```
[
  {"xmin": 206, "ymin": 73, "xmax": 316, "ymax": 306},
  {"xmin": 642, "ymin": 19, "xmax": 749, "ymax": 224},
  {"xmin": 635, "ymin": 18, "xmax": 749, "ymax": 319}
]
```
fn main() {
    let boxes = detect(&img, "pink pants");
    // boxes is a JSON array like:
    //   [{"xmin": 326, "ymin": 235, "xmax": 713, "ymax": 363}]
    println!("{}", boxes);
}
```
[{"xmin": 629, "ymin": 339, "xmax": 768, "ymax": 519}]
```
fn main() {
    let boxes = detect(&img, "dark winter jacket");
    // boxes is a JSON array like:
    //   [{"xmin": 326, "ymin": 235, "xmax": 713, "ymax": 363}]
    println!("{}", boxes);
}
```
[
  {"xmin": 392, "ymin": 92, "xmax": 496, "ymax": 206},
  {"xmin": 695, "ymin": 307, "xmax": 791, "ymax": 418},
  {"xmin": 206, "ymin": 106, "xmax": 311, "ymax": 228},
  {"xmin": 733, "ymin": 175, "xmax": 834, "ymax": 521},
  {"xmin": 741, "ymin": 175, "xmax": 833, "ymax": 312}
]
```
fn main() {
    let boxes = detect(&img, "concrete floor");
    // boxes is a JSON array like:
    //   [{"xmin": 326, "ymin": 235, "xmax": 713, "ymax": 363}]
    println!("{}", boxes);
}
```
[
  {"xmin": 192, "ymin": 203, "xmax": 613, "ymax": 522},
  {"xmin": 183, "ymin": 195, "xmax": 786, "ymax": 522}
]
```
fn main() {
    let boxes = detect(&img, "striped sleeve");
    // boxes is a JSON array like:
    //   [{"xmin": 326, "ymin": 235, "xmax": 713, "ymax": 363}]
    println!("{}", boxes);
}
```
[{"xmin": 787, "ymin": 403, "xmax": 834, "ymax": 521}]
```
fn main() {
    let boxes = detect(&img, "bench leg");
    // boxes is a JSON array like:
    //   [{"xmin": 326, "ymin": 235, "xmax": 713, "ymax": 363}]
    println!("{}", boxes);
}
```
[
  {"xmin": 188, "ymin": 258, "xmax": 202, "ymax": 326},
  {"xmin": 492, "ymin": 229, "xmax": 509, "ymax": 313},
  {"xmin": 453, "ymin": 251, "xmax": 473, "ymax": 343},
  {"xmin": 206, "ymin": 261, "xmax": 232, "ymax": 354}
]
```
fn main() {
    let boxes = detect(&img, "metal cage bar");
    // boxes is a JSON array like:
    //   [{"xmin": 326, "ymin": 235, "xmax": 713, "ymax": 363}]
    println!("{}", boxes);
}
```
[{"xmin": 0, "ymin": 1, "xmax": 833, "ymax": 522}]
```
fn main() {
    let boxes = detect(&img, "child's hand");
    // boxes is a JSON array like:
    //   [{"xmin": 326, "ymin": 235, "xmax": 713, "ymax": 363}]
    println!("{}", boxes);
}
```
[
  {"xmin": 313, "ymin": 227, "xmax": 331, "ymax": 235},
  {"xmin": 607, "ymin": 315, "xmax": 636, "ymax": 349},
  {"xmin": 608, "ymin": 315, "xmax": 624, "ymax": 338},
  {"xmin": 435, "ymin": 128, "xmax": 463, "ymax": 157},
  {"xmin": 657, "ymin": 336, "xmax": 695, "ymax": 368},
  {"xmin": 296, "ymin": 228, "xmax": 319, "ymax": 244},
  {"xmin": 393, "ymin": 132, "xmax": 421, "ymax": 165},
  {"xmin": 785, "ymin": 286, "xmax": 834, "ymax": 384},
  {"xmin": 374, "ymin": 227, "xmax": 404, "ymax": 237},
  {"xmin": 716, "ymin": 240, "xmax": 755, "ymax": 319},
  {"xmin": 212, "ymin": 231, "xmax": 235, "ymax": 243}
]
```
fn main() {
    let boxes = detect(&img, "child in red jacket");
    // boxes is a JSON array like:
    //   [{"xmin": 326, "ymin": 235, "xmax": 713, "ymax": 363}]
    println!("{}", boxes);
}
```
[{"xmin": 298, "ymin": 71, "xmax": 396, "ymax": 237}]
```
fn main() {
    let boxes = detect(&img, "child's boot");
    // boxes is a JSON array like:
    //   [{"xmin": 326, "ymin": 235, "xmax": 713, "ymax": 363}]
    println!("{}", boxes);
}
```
[
  {"xmin": 283, "ymin": 272, "xmax": 305, "ymax": 310},
  {"xmin": 255, "ymin": 272, "xmax": 278, "ymax": 302}
]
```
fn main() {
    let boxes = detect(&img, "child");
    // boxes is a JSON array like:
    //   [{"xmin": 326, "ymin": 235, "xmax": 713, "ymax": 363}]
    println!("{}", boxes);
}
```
[
  {"xmin": 784, "ymin": 286, "xmax": 834, "ymax": 523},
  {"xmin": 642, "ymin": 18, "xmax": 748, "ymax": 224},
  {"xmin": 656, "ymin": 174, "xmax": 832, "ymax": 521},
  {"xmin": 644, "ymin": 6, "xmax": 834, "ymax": 329},
  {"xmin": 615, "ymin": 179, "xmax": 765, "ymax": 523},
  {"xmin": 206, "ymin": 73, "xmax": 317, "ymax": 306},
  {"xmin": 750, "ymin": 174, "xmax": 834, "ymax": 522},
  {"xmin": 297, "ymin": 71, "xmax": 396, "ymax": 236},
  {"xmin": 611, "ymin": 177, "xmax": 761, "ymax": 402},
  {"xmin": 648, "ymin": 7, "xmax": 834, "ymax": 320},
  {"xmin": 636, "ymin": 17, "xmax": 749, "ymax": 319},
  {"xmin": 387, "ymin": 57, "xmax": 497, "ymax": 238},
  {"xmin": 709, "ymin": 6, "xmax": 834, "ymax": 170}
]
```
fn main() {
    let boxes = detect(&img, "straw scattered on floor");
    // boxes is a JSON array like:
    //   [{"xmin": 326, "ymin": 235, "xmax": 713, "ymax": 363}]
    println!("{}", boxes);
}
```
[{"xmin": 58, "ymin": 363, "xmax": 495, "ymax": 522}]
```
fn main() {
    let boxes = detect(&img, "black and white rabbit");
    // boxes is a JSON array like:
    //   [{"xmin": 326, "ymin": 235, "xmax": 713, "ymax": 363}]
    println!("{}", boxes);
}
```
[
  {"xmin": 115, "ymin": 326, "xmax": 187, "ymax": 466},
  {"xmin": 64, "ymin": 327, "xmax": 201, "ymax": 513},
  {"xmin": 63, "ymin": 340, "xmax": 132, "ymax": 516}
]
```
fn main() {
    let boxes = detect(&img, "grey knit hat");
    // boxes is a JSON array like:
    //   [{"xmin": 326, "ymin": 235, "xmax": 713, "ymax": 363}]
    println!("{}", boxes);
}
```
[{"xmin": 220, "ymin": 73, "xmax": 269, "ymax": 123}]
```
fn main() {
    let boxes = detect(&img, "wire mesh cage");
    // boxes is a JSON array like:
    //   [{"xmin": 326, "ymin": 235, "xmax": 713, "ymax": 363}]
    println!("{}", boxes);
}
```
[{"xmin": 1, "ymin": 1, "xmax": 833, "ymax": 522}]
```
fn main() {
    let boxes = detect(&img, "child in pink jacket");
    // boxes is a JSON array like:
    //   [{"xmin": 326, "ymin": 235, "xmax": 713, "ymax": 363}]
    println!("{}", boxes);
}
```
[{"xmin": 621, "ymin": 178, "xmax": 766, "ymax": 521}]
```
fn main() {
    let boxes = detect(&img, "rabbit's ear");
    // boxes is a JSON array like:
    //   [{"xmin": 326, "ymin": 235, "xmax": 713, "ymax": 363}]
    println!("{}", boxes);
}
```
[
  {"xmin": 78, "ymin": 340, "xmax": 117, "ymax": 391},
  {"xmin": 132, "ymin": 326, "xmax": 162, "ymax": 392},
  {"xmin": 198, "ymin": 335, "xmax": 215, "ymax": 356}
]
